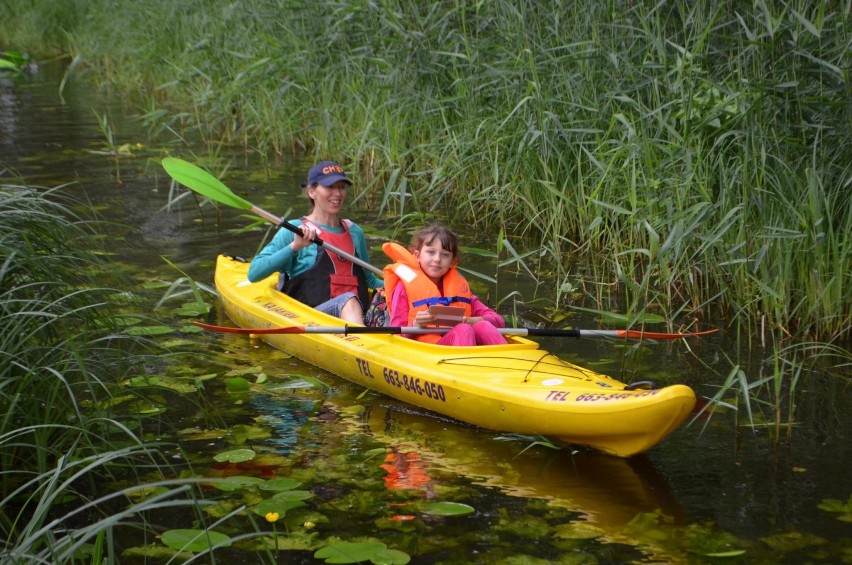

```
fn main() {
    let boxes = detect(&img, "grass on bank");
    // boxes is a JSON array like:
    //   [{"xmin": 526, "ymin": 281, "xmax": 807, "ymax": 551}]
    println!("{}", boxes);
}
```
[{"xmin": 0, "ymin": 181, "xmax": 248, "ymax": 562}]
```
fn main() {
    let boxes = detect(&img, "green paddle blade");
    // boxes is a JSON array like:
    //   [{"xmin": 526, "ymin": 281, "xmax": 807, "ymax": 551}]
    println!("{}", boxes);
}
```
[{"xmin": 162, "ymin": 157, "xmax": 252, "ymax": 210}]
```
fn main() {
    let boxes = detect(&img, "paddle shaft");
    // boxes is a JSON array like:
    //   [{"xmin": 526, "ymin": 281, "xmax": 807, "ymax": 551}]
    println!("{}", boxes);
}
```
[{"xmin": 193, "ymin": 321, "xmax": 717, "ymax": 339}]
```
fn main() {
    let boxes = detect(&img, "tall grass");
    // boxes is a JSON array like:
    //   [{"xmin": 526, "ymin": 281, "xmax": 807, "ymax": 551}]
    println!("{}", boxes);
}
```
[
  {"xmin": 1, "ymin": 0, "xmax": 849, "ymax": 342},
  {"xmin": 0, "ymin": 181, "xmax": 223, "ymax": 561}
]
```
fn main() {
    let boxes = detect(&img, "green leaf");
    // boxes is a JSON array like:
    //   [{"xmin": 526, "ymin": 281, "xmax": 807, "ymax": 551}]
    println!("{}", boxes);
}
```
[
  {"xmin": 568, "ymin": 305, "xmax": 667, "ymax": 324},
  {"xmin": 420, "ymin": 502, "xmax": 475, "ymax": 516},
  {"xmin": 817, "ymin": 495, "xmax": 852, "ymax": 519},
  {"xmin": 208, "ymin": 476, "xmax": 264, "ymax": 492},
  {"xmin": 259, "ymin": 478, "xmax": 302, "ymax": 492},
  {"xmin": 127, "ymin": 375, "xmax": 162, "ymax": 388},
  {"xmin": 272, "ymin": 489, "xmax": 313, "ymax": 501},
  {"xmin": 175, "ymin": 302, "xmax": 212, "ymax": 316},
  {"xmin": 370, "ymin": 548, "xmax": 411, "ymax": 565},
  {"xmin": 160, "ymin": 529, "xmax": 231, "ymax": 553},
  {"xmin": 253, "ymin": 498, "xmax": 307, "ymax": 516},
  {"xmin": 703, "ymin": 550, "xmax": 747, "ymax": 557},
  {"xmin": 553, "ymin": 522, "xmax": 606, "ymax": 540},
  {"xmin": 125, "ymin": 325, "xmax": 175, "ymax": 336},
  {"xmin": 213, "ymin": 449, "xmax": 256, "ymax": 463},
  {"xmin": 226, "ymin": 377, "xmax": 251, "ymax": 392},
  {"xmin": 314, "ymin": 542, "xmax": 387, "ymax": 564},
  {"xmin": 226, "ymin": 366, "xmax": 264, "ymax": 377},
  {"xmin": 460, "ymin": 246, "xmax": 497, "ymax": 258}
]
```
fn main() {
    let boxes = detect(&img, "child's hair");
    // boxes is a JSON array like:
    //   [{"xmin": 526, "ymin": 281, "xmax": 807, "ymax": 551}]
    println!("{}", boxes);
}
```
[{"xmin": 409, "ymin": 223, "xmax": 459, "ymax": 257}]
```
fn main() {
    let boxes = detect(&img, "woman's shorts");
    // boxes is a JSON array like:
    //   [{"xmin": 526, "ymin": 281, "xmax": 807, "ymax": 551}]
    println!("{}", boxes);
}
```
[{"xmin": 315, "ymin": 292, "xmax": 358, "ymax": 318}]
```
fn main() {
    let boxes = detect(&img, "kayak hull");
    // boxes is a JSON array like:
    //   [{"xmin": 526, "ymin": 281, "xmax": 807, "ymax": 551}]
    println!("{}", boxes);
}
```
[{"xmin": 213, "ymin": 255, "xmax": 696, "ymax": 457}]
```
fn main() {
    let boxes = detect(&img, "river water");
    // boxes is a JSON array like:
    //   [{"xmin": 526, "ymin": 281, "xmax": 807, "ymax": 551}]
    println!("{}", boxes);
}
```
[{"xmin": 2, "ymin": 63, "xmax": 849, "ymax": 564}]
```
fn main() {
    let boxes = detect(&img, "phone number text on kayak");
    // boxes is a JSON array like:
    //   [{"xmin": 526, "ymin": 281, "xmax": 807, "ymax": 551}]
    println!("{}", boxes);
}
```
[
  {"xmin": 545, "ymin": 390, "xmax": 661, "ymax": 402},
  {"xmin": 382, "ymin": 367, "xmax": 447, "ymax": 402},
  {"xmin": 384, "ymin": 367, "xmax": 447, "ymax": 402},
  {"xmin": 354, "ymin": 357, "xmax": 447, "ymax": 402}
]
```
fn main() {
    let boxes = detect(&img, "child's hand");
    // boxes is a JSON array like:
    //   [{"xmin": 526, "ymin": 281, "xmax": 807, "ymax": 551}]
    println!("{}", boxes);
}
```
[
  {"xmin": 413, "ymin": 310, "xmax": 437, "ymax": 328},
  {"xmin": 464, "ymin": 316, "xmax": 483, "ymax": 325}
]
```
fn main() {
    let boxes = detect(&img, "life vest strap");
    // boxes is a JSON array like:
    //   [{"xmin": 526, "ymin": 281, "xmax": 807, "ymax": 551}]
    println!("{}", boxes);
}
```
[{"xmin": 412, "ymin": 296, "xmax": 472, "ymax": 308}]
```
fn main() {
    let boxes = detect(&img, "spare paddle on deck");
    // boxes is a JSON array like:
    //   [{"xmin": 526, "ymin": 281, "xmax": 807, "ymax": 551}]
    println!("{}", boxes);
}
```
[
  {"xmin": 193, "ymin": 321, "xmax": 718, "ymax": 339},
  {"xmin": 161, "ymin": 157, "xmax": 383, "ymax": 276}
]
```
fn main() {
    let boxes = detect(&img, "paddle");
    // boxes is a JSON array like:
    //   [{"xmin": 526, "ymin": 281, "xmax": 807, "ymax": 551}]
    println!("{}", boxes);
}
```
[
  {"xmin": 193, "ymin": 321, "xmax": 718, "ymax": 339},
  {"xmin": 161, "ymin": 157, "xmax": 383, "ymax": 276}
]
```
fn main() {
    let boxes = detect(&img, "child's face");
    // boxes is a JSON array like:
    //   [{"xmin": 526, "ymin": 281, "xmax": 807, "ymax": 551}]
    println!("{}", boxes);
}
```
[{"xmin": 414, "ymin": 239, "xmax": 455, "ymax": 283}]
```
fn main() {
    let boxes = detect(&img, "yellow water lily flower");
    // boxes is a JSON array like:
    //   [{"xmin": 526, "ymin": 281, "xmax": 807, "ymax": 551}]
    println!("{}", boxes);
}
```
[{"xmin": 265, "ymin": 512, "xmax": 280, "ymax": 523}]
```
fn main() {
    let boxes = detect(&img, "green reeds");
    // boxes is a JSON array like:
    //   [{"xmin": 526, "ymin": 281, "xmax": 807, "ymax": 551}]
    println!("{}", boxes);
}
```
[
  {"xmin": 0, "ymin": 182, "xmax": 217, "ymax": 561},
  {"xmin": 1, "ymin": 1, "xmax": 849, "ymax": 339}
]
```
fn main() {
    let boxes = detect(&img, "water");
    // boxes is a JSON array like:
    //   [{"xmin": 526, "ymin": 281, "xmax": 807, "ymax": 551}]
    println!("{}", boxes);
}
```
[{"xmin": 2, "ymin": 63, "xmax": 850, "ymax": 564}]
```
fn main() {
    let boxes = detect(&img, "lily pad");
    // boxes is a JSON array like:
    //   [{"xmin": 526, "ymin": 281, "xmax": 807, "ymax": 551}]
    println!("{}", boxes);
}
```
[
  {"xmin": 208, "ymin": 475, "xmax": 265, "ymax": 492},
  {"xmin": 272, "ymin": 489, "xmax": 313, "ymax": 501},
  {"xmin": 314, "ymin": 541, "xmax": 387, "ymax": 564},
  {"xmin": 226, "ymin": 377, "xmax": 251, "ymax": 392},
  {"xmin": 259, "ymin": 478, "xmax": 302, "ymax": 492},
  {"xmin": 160, "ymin": 529, "xmax": 231, "ymax": 553},
  {"xmin": 214, "ymin": 448, "xmax": 256, "ymax": 463},
  {"xmin": 370, "ymin": 547, "xmax": 411, "ymax": 565},
  {"xmin": 817, "ymin": 495, "xmax": 852, "ymax": 522},
  {"xmin": 126, "ymin": 375, "xmax": 197, "ymax": 393},
  {"xmin": 175, "ymin": 302, "xmax": 211, "ymax": 316},
  {"xmin": 420, "ymin": 502, "xmax": 475, "ymax": 517},
  {"xmin": 253, "ymin": 498, "xmax": 308, "ymax": 516}
]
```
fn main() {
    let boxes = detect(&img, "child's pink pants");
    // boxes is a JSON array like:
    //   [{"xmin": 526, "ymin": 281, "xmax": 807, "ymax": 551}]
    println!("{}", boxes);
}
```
[{"xmin": 436, "ymin": 321, "xmax": 507, "ymax": 346}]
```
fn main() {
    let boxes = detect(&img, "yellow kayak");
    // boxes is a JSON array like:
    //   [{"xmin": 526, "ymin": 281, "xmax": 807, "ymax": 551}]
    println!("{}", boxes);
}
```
[{"xmin": 213, "ymin": 254, "xmax": 696, "ymax": 457}]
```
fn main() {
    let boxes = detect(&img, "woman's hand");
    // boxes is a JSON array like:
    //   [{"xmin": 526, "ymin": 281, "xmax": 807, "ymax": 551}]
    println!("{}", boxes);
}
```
[{"xmin": 290, "ymin": 225, "xmax": 317, "ymax": 252}]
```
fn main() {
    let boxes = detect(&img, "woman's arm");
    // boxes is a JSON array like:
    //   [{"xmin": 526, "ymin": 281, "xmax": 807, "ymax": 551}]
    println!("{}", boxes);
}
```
[{"xmin": 247, "ymin": 225, "xmax": 298, "ymax": 282}]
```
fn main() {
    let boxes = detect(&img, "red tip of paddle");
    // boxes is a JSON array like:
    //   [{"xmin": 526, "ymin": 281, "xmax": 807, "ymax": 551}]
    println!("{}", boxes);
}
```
[{"xmin": 616, "ymin": 328, "xmax": 719, "ymax": 340}]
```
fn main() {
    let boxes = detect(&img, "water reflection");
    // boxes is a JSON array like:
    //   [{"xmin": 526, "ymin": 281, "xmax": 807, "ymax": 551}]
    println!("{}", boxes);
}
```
[
  {"xmin": 354, "ymin": 401, "xmax": 685, "ymax": 533},
  {"xmin": 250, "ymin": 393, "xmax": 317, "ymax": 454}
]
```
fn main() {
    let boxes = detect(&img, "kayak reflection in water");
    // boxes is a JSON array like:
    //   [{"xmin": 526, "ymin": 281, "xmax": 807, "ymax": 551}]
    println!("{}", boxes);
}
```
[{"xmin": 381, "ymin": 444, "xmax": 435, "ymax": 498}]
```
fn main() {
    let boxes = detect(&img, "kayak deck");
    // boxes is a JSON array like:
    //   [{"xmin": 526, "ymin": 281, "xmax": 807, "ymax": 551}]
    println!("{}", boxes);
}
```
[{"xmin": 213, "ymin": 255, "xmax": 696, "ymax": 457}]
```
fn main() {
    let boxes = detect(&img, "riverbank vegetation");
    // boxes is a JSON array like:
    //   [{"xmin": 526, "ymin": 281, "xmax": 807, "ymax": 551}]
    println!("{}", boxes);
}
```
[
  {"xmin": 0, "ymin": 181, "xmax": 286, "ymax": 561},
  {"xmin": 0, "ymin": 182, "xmax": 153, "ymax": 559},
  {"xmin": 3, "ymin": 0, "xmax": 849, "ymax": 343}
]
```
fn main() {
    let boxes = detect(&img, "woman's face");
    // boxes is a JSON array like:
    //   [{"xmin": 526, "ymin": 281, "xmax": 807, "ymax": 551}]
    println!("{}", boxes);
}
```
[{"xmin": 308, "ymin": 181, "xmax": 349, "ymax": 215}]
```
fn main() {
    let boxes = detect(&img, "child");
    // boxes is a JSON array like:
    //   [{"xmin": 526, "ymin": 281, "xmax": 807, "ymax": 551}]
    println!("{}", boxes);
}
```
[{"xmin": 383, "ymin": 223, "xmax": 508, "ymax": 346}]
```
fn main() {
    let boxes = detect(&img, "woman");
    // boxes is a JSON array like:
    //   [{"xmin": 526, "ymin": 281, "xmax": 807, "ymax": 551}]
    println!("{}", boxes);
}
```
[{"xmin": 247, "ymin": 161, "xmax": 383, "ymax": 324}]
